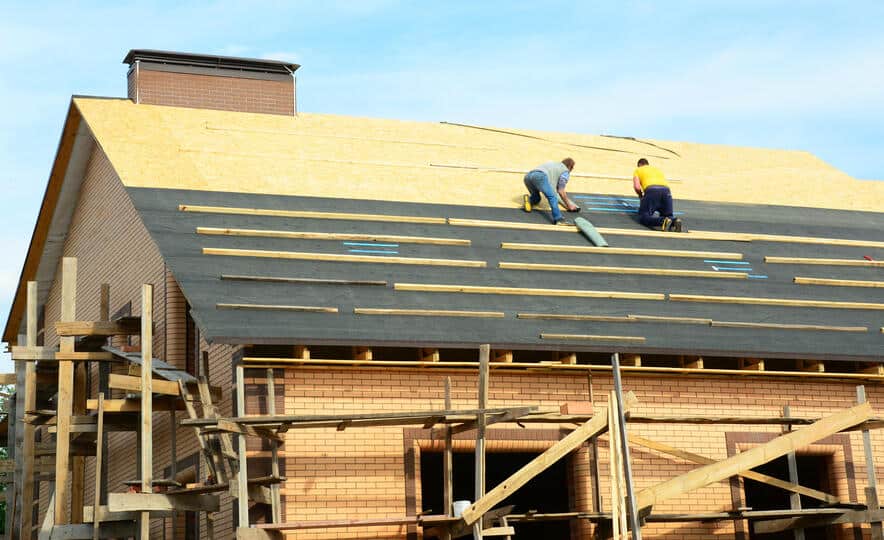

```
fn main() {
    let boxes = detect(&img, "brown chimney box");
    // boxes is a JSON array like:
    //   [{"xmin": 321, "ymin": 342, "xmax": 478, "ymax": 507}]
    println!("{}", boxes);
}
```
[{"xmin": 123, "ymin": 49, "xmax": 299, "ymax": 115}]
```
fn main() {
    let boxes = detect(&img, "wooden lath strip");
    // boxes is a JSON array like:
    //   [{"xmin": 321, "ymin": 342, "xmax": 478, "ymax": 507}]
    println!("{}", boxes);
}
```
[
  {"xmin": 794, "ymin": 277, "xmax": 884, "ymax": 288},
  {"xmin": 220, "ymin": 274, "xmax": 387, "ymax": 286},
  {"xmin": 518, "ymin": 313, "xmax": 633, "ymax": 323},
  {"xmin": 197, "ymin": 226, "xmax": 470, "ymax": 246},
  {"xmin": 204, "ymin": 247, "xmax": 486, "ymax": 268},
  {"xmin": 670, "ymin": 293, "xmax": 884, "ymax": 311},
  {"xmin": 500, "ymin": 261, "xmax": 746, "ymax": 279},
  {"xmin": 766, "ymin": 256, "xmax": 883, "ymax": 267},
  {"xmin": 394, "ymin": 283, "xmax": 665, "ymax": 301},
  {"xmin": 501, "ymin": 242, "xmax": 743, "ymax": 260},
  {"xmin": 450, "ymin": 218, "xmax": 884, "ymax": 248},
  {"xmin": 216, "ymin": 303, "xmax": 339, "ymax": 314},
  {"xmin": 711, "ymin": 321, "xmax": 868, "ymax": 333},
  {"xmin": 179, "ymin": 204, "xmax": 447, "ymax": 224},
  {"xmin": 628, "ymin": 314, "xmax": 713, "ymax": 325},
  {"xmin": 540, "ymin": 333, "xmax": 646, "ymax": 343},
  {"xmin": 354, "ymin": 308, "xmax": 505, "ymax": 318}
]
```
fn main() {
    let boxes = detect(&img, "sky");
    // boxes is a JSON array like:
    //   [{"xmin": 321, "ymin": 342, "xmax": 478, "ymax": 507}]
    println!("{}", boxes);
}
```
[{"xmin": 1, "ymin": 1, "xmax": 882, "ymax": 371}]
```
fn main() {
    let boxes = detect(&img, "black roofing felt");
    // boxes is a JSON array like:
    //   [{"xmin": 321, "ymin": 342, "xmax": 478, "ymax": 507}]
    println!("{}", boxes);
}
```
[{"xmin": 127, "ymin": 187, "xmax": 884, "ymax": 361}]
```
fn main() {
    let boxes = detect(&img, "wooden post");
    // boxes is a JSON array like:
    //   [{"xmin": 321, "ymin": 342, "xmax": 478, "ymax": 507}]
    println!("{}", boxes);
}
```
[
  {"xmin": 236, "ymin": 364, "xmax": 249, "ymax": 528},
  {"xmin": 21, "ymin": 281, "xmax": 38, "ymax": 537},
  {"xmin": 443, "ymin": 376, "xmax": 454, "ymax": 530},
  {"xmin": 72, "ymin": 359, "xmax": 87, "ymax": 523},
  {"xmin": 92, "ymin": 393, "xmax": 105, "ymax": 540},
  {"xmin": 612, "ymin": 353, "xmax": 642, "ymax": 539},
  {"xmin": 588, "ymin": 368, "xmax": 602, "ymax": 514},
  {"xmin": 267, "ymin": 368, "xmax": 282, "ymax": 523},
  {"xmin": 474, "ymin": 345, "xmax": 490, "ymax": 540},
  {"xmin": 55, "ymin": 257, "xmax": 77, "ymax": 524},
  {"xmin": 781, "ymin": 405, "xmax": 805, "ymax": 540},
  {"xmin": 140, "ymin": 284, "xmax": 153, "ymax": 539},
  {"xmin": 857, "ymin": 386, "xmax": 884, "ymax": 540}
]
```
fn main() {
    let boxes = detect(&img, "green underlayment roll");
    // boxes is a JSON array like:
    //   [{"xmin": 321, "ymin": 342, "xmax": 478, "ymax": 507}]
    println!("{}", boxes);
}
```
[{"xmin": 575, "ymin": 217, "xmax": 609, "ymax": 247}]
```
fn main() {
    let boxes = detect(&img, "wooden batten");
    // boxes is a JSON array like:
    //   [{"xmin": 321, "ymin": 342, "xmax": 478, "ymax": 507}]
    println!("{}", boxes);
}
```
[
  {"xmin": 555, "ymin": 352, "xmax": 577, "ymax": 365},
  {"xmin": 293, "ymin": 345, "xmax": 310, "ymax": 360},
  {"xmin": 859, "ymin": 363, "xmax": 884, "ymax": 376}
]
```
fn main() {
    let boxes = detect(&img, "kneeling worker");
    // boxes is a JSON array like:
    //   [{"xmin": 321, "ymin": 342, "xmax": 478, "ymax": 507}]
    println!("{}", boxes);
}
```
[
  {"xmin": 523, "ymin": 158, "xmax": 580, "ymax": 225},
  {"xmin": 633, "ymin": 158, "xmax": 684, "ymax": 232}
]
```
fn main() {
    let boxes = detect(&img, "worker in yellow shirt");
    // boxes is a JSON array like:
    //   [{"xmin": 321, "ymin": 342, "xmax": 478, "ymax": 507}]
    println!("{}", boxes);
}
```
[{"xmin": 632, "ymin": 158, "xmax": 685, "ymax": 232}]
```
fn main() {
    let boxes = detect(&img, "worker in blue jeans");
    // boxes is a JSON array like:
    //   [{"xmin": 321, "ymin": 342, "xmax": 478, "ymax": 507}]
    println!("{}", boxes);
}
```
[
  {"xmin": 633, "ymin": 158, "xmax": 685, "ymax": 232},
  {"xmin": 523, "ymin": 158, "xmax": 579, "ymax": 224}
]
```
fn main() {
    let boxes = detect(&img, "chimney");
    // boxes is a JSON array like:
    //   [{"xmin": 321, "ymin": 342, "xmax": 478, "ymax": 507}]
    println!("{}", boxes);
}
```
[{"xmin": 123, "ymin": 49, "xmax": 299, "ymax": 115}]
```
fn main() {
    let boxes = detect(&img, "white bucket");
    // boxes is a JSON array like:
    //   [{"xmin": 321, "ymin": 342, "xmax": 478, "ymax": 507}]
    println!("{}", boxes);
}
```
[{"xmin": 453, "ymin": 500, "xmax": 471, "ymax": 517}]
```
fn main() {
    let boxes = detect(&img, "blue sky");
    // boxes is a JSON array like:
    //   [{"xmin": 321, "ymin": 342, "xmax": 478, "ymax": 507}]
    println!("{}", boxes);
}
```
[{"xmin": 1, "ymin": 1, "xmax": 882, "ymax": 371}]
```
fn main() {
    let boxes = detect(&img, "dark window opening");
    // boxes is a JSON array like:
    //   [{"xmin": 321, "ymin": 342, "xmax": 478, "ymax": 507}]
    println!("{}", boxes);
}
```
[
  {"xmin": 420, "ymin": 451, "xmax": 571, "ymax": 539},
  {"xmin": 744, "ymin": 454, "xmax": 835, "ymax": 540}
]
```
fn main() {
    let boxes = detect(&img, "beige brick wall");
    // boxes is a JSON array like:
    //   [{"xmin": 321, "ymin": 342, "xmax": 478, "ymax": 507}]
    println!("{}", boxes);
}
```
[
  {"xmin": 128, "ymin": 67, "xmax": 295, "ymax": 115},
  {"xmin": 240, "ymin": 367, "xmax": 884, "ymax": 540},
  {"xmin": 36, "ymin": 145, "xmax": 241, "ymax": 538}
]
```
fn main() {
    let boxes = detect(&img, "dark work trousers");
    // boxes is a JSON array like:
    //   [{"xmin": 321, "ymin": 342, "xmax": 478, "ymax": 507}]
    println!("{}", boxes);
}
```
[{"xmin": 638, "ymin": 185, "xmax": 674, "ymax": 228}]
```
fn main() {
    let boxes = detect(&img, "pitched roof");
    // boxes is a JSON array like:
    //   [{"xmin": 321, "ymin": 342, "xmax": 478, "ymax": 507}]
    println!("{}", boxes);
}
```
[
  {"xmin": 74, "ymin": 97, "xmax": 884, "ymax": 212},
  {"xmin": 6, "ymin": 97, "xmax": 883, "ymax": 360}
]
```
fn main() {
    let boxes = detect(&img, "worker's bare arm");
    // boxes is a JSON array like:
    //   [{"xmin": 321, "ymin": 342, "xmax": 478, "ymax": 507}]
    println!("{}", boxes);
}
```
[
  {"xmin": 633, "ymin": 176, "xmax": 643, "ymax": 197},
  {"xmin": 558, "ymin": 188, "xmax": 579, "ymax": 211}
]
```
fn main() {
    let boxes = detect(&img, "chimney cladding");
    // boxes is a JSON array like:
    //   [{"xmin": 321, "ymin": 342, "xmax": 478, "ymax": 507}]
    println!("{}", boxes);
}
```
[{"xmin": 123, "ymin": 49, "xmax": 300, "ymax": 116}]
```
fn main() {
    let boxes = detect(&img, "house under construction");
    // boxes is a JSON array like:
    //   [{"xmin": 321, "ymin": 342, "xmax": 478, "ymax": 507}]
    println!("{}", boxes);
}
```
[{"xmin": 2, "ymin": 49, "xmax": 884, "ymax": 540}]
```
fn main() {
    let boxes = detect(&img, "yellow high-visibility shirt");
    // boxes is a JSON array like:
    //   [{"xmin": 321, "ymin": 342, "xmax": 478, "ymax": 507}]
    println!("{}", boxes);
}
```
[{"xmin": 633, "ymin": 165, "xmax": 668, "ymax": 190}]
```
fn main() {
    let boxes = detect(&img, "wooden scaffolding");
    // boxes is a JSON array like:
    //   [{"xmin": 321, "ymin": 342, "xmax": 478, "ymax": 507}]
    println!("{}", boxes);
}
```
[{"xmin": 7, "ymin": 256, "xmax": 884, "ymax": 539}]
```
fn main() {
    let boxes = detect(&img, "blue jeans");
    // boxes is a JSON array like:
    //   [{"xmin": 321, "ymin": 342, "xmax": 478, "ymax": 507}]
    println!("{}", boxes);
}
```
[
  {"xmin": 638, "ymin": 185, "xmax": 674, "ymax": 228},
  {"xmin": 524, "ymin": 170, "xmax": 562, "ymax": 222}
]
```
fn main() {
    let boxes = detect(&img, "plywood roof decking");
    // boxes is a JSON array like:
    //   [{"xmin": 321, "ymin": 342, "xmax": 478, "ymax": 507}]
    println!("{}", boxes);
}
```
[
  {"xmin": 73, "ymin": 97, "xmax": 884, "ymax": 212},
  {"xmin": 127, "ymin": 186, "xmax": 883, "ymax": 360}
]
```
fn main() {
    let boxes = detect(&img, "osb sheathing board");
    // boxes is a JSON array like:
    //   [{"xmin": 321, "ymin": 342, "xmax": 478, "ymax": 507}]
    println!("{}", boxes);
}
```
[{"xmin": 74, "ymin": 97, "xmax": 884, "ymax": 212}]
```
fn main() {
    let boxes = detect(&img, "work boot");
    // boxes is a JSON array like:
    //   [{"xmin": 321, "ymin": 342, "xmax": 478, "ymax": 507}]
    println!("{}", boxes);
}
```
[
  {"xmin": 661, "ymin": 217, "xmax": 672, "ymax": 232},
  {"xmin": 523, "ymin": 194, "xmax": 532, "ymax": 212},
  {"xmin": 554, "ymin": 218, "xmax": 574, "ymax": 226},
  {"xmin": 671, "ymin": 218, "xmax": 686, "ymax": 233}
]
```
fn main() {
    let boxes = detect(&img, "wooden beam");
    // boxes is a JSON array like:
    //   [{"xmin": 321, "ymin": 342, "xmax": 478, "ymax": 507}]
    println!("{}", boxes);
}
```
[
  {"xmin": 500, "ymin": 242, "xmax": 743, "ymax": 260},
  {"xmin": 420, "ymin": 348, "xmax": 440, "ymax": 362},
  {"xmin": 55, "ymin": 257, "xmax": 76, "ymax": 525},
  {"xmin": 492, "ymin": 350, "xmax": 512, "ymax": 363},
  {"xmin": 215, "ymin": 419, "xmax": 283, "ymax": 442},
  {"xmin": 395, "ymin": 282, "xmax": 664, "ymax": 301},
  {"xmin": 679, "ymin": 356, "xmax": 704, "ymax": 369},
  {"xmin": 203, "ymin": 247, "xmax": 486, "ymax": 268},
  {"xmin": 85, "ymin": 398, "xmax": 185, "ymax": 412},
  {"xmin": 109, "ymin": 374, "xmax": 180, "ymax": 396},
  {"xmin": 139, "ymin": 284, "xmax": 153, "ymax": 539},
  {"xmin": 739, "ymin": 358, "xmax": 765, "ymax": 371},
  {"xmin": 635, "ymin": 402, "xmax": 873, "ymax": 512},
  {"xmin": 352, "ymin": 347, "xmax": 372, "ymax": 361},
  {"xmin": 221, "ymin": 274, "xmax": 387, "ymax": 287},
  {"xmin": 474, "ymin": 344, "xmax": 490, "ymax": 539},
  {"xmin": 21, "ymin": 281, "xmax": 38, "ymax": 538},
  {"xmin": 461, "ymin": 392, "xmax": 638, "ymax": 525},
  {"xmin": 197, "ymin": 226, "xmax": 470, "ymax": 246},
  {"xmin": 354, "ymin": 308, "xmax": 505, "ymax": 318},
  {"xmin": 671, "ymin": 293, "xmax": 884, "ymax": 311},
  {"xmin": 556, "ymin": 352, "xmax": 577, "ymax": 365},
  {"xmin": 627, "ymin": 434, "xmax": 844, "ymax": 504},
  {"xmin": 621, "ymin": 354, "xmax": 641, "ymax": 367},
  {"xmin": 712, "ymin": 321, "xmax": 867, "ymax": 332},
  {"xmin": 71, "ymin": 355, "xmax": 87, "ymax": 523},
  {"xmin": 179, "ymin": 204, "xmax": 447, "ymax": 225},
  {"xmin": 55, "ymin": 319, "xmax": 141, "ymax": 337},
  {"xmin": 107, "ymin": 493, "xmax": 219, "ymax": 513},
  {"xmin": 266, "ymin": 369, "xmax": 282, "ymax": 524},
  {"xmin": 754, "ymin": 509, "xmax": 884, "ymax": 534},
  {"xmin": 794, "ymin": 277, "xmax": 884, "ymax": 288},
  {"xmin": 443, "ymin": 377, "xmax": 453, "ymax": 528},
  {"xmin": 500, "ymin": 261, "xmax": 747, "ymax": 279},
  {"xmin": 236, "ymin": 364, "xmax": 249, "ymax": 527},
  {"xmin": 541, "ymin": 333, "xmax": 646, "ymax": 343},
  {"xmin": 216, "ymin": 303, "xmax": 339, "ymax": 313},
  {"xmin": 92, "ymin": 394, "xmax": 104, "ymax": 540},
  {"xmin": 765, "ymin": 256, "xmax": 884, "ymax": 268},
  {"xmin": 798, "ymin": 360, "xmax": 825, "ymax": 373}
]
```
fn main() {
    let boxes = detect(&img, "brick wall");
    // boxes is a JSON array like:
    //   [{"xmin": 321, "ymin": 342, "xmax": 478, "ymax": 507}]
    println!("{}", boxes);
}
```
[
  {"xmin": 36, "ymin": 146, "xmax": 242, "ymax": 538},
  {"xmin": 240, "ymin": 367, "xmax": 884, "ymax": 540},
  {"xmin": 128, "ymin": 67, "xmax": 295, "ymax": 115}
]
